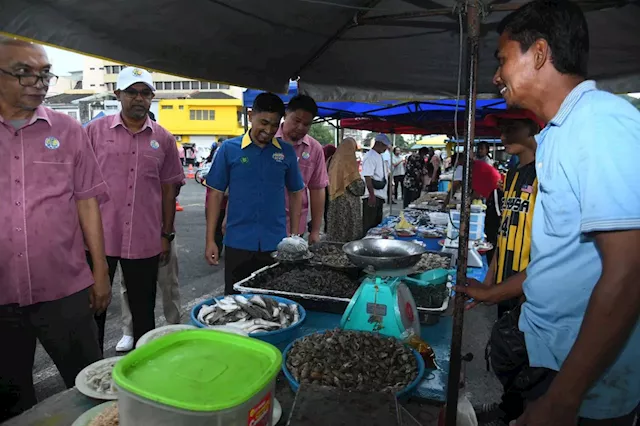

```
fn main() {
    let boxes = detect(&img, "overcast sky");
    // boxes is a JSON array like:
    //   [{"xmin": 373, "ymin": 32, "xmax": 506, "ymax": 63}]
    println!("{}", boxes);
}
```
[{"xmin": 43, "ymin": 45, "xmax": 85, "ymax": 75}]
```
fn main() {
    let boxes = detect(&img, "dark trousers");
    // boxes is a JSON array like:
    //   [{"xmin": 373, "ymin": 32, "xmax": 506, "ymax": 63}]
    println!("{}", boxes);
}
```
[
  {"xmin": 224, "ymin": 247, "xmax": 275, "ymax": 295},
  {"xmin": 87, "ymin": 254, "xmax": 159, "ymax": 349},
  {"xmin": 215, "ymin": 208, "xmax": 226, "ymax": 251},
  {"xmin": 362, "ymin": 197, "xmax": 384, "ymax": 235},
  {"xmin": 393, "ymin": 175, "xmax": 404, "ymax": 199},
  {"xmin": 403, "ymin": 188, "xmax": 421, "ymax": 208},
  {"xmin": 0, "ymin": 289, "xmax": 102, "ymax": 421}
]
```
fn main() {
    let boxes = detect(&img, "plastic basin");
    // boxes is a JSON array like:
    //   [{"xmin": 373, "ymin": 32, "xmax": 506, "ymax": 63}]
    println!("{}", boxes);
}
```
[
  {"xmin": 191, "ymin": 294, "xmax": 307, "ymax": 346},
  {"xmin": 281, "ymin": 331, "xmax": 426, "ymax": 398},
  {"xmin": 406, "ymin": 268, "xmax": 454, "ymax": 285}
]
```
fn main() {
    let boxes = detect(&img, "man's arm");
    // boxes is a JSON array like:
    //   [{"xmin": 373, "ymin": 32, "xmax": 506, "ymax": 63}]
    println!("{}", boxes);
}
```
[
  {"xmin": 77, "ymin": 198, "xmax": 111, "ymax": 313},
  {"xmin": 364, "ymin": 176, "xmax": 376, "ymax": 206},
  {"xmin": 288, "ymin": 190, "xmax": 303, "ymax": 236},
  {"xmin": 538, "ymin": 230, "xmax": 640, "ymax": 411},
  {"xmin": 205, "ymin": 190, "xmax": 224, "ymax": 265},
  {"xmin": 454, "ymin": 269, "xmax": 525, "ymax": 310},
  {"xmin": 308, "ymin": 188, "xmax": 325, "ymax": 242},
  {"xmin": 160, "ymin": 183, "xmax": 177, "ymax": 265}
]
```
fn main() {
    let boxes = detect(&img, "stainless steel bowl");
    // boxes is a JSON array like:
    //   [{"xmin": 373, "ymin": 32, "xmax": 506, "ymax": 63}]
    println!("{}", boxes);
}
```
[{"xmin": 342, "ymin": 239, "xmax": 427, "ymax": 271}]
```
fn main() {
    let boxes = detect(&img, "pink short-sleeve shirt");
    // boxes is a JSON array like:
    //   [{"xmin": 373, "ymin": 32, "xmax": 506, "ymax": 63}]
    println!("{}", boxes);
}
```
[
  {"xmin": 275, "ymin": 127, "xmax": 329, "ymax": 235},
  {"xmin": 86, "ymin": 114, "xmax": 184, "ymax": 259},
  {"xmin": 0, "ymin": 107, "xmax": 109, "ymax": 306}
]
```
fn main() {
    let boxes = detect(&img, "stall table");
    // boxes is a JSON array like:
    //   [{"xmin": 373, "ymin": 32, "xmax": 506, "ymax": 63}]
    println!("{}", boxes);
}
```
[{"xmin": 5, "ymin": 239, "xmax": 487, "ymax": 426}]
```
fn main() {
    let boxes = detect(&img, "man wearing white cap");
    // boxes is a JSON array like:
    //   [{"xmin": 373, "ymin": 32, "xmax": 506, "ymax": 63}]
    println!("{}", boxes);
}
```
[
  {"xmin": 85, "ymin": 67, "xmax": 184, "ymax": 350},
  {"xmin": 361, "ymin": 134, "xmax": 391, "ymax": 233}
]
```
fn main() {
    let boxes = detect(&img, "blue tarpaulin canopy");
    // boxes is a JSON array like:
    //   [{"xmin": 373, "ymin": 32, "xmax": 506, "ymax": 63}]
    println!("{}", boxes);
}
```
[{"xmin": 243, "ymin": 82, "xmax": 507, "ymax": 121}]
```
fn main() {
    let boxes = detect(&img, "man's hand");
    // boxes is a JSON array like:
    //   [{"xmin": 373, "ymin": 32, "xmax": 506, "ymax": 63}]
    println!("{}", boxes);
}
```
[
  {"xmin": 368, "ymin": 193, "xmax": 377, "ymax": 207},
  {"xmin": 205, "ymin": 240, "xmax": 219, "ymax": 265},
  {"xmin": 89, "ymin": 268, "xmax": 111, "ymax": 314},
  {"xmin": 159, "ymin": 237, "xmax": 171, "ymax": 266},
  {"xmin": 309, "ymin": 230, "xmax": 321, "ymax": 245},
  {"xmin": 454, "ymin": 278, "xmax": 497, "ymax": 310},
  {"xmin": 515, "ymin": 394, "xmax": 579, "ymax": 426}
]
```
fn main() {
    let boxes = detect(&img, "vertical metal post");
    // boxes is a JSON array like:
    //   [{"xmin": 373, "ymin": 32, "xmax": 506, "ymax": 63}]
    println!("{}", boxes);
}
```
[
  {"xmin": 445, "ymin": 1, "xmax": 481, "ymax": 425},
  {"xmin": 390, "ymin": 134, "xmax": 397, "ymax": 216},
  {"xmin": 243, "ymin": 107, "xmax": 249, "ymax": 132}
]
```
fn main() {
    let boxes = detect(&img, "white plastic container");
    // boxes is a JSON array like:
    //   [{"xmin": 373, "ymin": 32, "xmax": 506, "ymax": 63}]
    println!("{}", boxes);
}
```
[{"xmin": 447, "ymin": 210, "xmax": 485, "ymax": 241}]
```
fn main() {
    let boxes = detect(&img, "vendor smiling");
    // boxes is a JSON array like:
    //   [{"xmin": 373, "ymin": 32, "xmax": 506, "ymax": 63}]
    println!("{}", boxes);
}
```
[{"xmin": 204, "ymin": 93, "xmax": 304, "ymax": 295}]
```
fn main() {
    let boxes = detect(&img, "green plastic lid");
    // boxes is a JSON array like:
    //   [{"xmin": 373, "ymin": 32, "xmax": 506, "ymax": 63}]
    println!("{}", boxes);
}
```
[{"xmin": 112, "ymin": 330, "xmax": 282, "ymax": 412}]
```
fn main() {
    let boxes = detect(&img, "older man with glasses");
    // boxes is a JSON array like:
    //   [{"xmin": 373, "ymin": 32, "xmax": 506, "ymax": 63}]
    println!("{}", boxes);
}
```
[
  {"xmin": 85, "ymin": 67, "xmax": 184, "ymax": 351},
  {"xmin": 0, "ymin": 36, "xmax": 109, "ymax": 420}
]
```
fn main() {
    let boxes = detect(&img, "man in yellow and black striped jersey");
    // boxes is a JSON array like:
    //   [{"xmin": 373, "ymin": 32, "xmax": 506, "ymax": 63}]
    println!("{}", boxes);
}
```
[{"xmin": 455, "ymin": 109, "xmax": 543, "ymax": 318}]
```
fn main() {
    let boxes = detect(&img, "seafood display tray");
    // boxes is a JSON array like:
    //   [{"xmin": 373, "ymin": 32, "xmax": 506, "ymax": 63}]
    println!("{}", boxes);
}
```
[
  {"xmin": 411, "ymin": 250, "xmax": 455, "ymax": 274},
  {"xmin": 308, "ymin": 241, "xmax": 361, "ymax": 272},
  {"xmin": 234, "ymin": 263, "xmax": 361, "ymax": 314}
]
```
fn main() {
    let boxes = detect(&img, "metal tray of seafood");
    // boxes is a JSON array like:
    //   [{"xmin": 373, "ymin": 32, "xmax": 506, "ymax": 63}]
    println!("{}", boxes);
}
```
[
  {"xmin": 307, "ymin": 241, "xmax": 362, "ymax": 272},
  {"xmin": 414, "ymin": 285, "xmax": 451, "ymax": 314},
  {"xmin": 411, "ymin": 250, "xmax": 455, "ymax": 274},
  {"xmin": 234, "ymin": 263, "xmax": 361, "ymax": 314}
]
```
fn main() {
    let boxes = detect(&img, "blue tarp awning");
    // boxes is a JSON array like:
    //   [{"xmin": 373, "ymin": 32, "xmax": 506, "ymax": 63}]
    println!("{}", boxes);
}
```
[{"xmin": 82, "ymin": 111, "xmax": 105, "ymax": 127}]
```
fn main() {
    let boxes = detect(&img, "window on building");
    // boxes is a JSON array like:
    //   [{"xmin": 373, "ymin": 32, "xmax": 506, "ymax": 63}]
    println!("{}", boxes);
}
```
[
  {"xmin": 68, "ymin": 111, "xmax": 78, "ymax": 120},
  {"xmin": 90, "ymin": 67, "xmax": 95, "ymax": 70},
  {"xmin": 99, "ymin": 67, "xmax": 104, "ymax": 70},
  {"xmin": 190, "ymin": 109, "xmax": 216, "ymax": 121},
  {"xmin": 182, "ymin": 81, "xmax": 190, "ymax": 90},
  {"xmin": 200, "ymin": 82, "xmax": 210, "ymax": 90},
  {"xmin": 105, "ymin": 66, "xmax": 111, "ymax": 74},
  {"xmin": 99, "ymin": 83, "xmax": 105, "ymax": 87},
  {"xmin": 191, "ymin": 81, "xmax": 199, "ymax": 90},
  {"xmin": 219, "ymin": 84, "xmax": 230, "ymax": 89},
  {"xmin": 173, "ymin": 82, "xmax": 181, "ymax": 90},
  {"xmin": 90, "ymin": 84, "xmax": 95, "ymax": 87},
  {"xmin": 161, "ymin": 105, "xmax": 173, "ymax": 110},
  {"xmin": 179, "ymin": 105, "xmax": 184, "ymax": 110}
]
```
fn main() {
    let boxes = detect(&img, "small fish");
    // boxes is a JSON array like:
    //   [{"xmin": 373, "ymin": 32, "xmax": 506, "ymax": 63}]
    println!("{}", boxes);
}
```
[
  {"xmin": 249, "ymin": 295, "xmax": 267, "ymax": 309},
  {"xmin": 197, "ymin": 304, "xmax": 216, "ymax": 323}
]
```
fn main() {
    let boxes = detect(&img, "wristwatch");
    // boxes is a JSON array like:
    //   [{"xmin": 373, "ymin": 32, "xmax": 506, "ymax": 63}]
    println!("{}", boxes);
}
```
[{"xmin": 161, "ymin": 232, "xmax": 176, "ymax": 242}]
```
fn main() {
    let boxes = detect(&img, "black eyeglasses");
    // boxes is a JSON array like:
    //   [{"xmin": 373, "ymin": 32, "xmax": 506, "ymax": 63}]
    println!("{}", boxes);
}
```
[
  {"xmin": 0, "ymin": 68, "xmax": 58, "ymax": 87},
  {"xmin": 122, "ymin": 87, "xmax": 154, "ymax": 99}
]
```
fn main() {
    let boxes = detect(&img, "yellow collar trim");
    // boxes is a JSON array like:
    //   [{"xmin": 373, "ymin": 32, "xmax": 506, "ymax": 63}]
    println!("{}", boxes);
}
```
[{"xmin": 241, "ymin": 132, "xmax": 282, "ymax": 149}]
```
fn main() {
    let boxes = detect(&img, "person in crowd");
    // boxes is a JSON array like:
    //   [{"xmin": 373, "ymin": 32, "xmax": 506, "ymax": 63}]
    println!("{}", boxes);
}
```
[
  {"xmin": 458, "ymin": 1, "xmax": 640, "ymax": 424},
  {"xmin": 86, "ymin": 67, "xmax": 184, "ymax": 349},
  {"xmin": 402, "ymin": 147, "xmax": 430, "ymax": 208},
  {"xmin": 428, "ymin": 148, "xmax": 442, "ymax": 192},
  {"xmin": 0, "ymin": 37, "xmax": 109, "ymax": 420},
  {"xmin": 381, "ymin": 144, "xmax": 394, "ymax": 204},
  {"xmin": 276, "ymin": 95, "xmax": 329, "ymax": 244},
  {"xmin": 443, "ymin": 151, "xmax": 501, "ymax": 206},
  {"xmin": 362, "ymin": 134, "xmax": 391, "ymax": 233},
  {"xmin": 391, "ymin": 147, "xmax": 406, "ymax": 202},
  {"xmin": 326, "ymin": 138, "xmax": 365, "ymax": 242},
  {"xmin": 322, "ymin": 144, "xmax": 337, "ymax": 232},
  {"xmin": 205, "ymin": 93, "xmax": 304, "ymax": 295},
  {"xmin": 476, "ymin": 141, "xmax": 494, "ymax": 166}
]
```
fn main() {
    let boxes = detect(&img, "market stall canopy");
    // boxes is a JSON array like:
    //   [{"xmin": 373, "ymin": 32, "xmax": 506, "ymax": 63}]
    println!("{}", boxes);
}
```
[
  {"xmin": 341, "ymin": 115, "xmax": 505, "ymax": 136},
  {"xmin": 2, "ymin": 0, "xmax": 639, "ymax": 100}
]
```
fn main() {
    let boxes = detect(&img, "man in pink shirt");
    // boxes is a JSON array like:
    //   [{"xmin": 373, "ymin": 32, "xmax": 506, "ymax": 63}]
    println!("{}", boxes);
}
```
[
  {"xmin": 86, "ymin": 67, "xmax": 184, "ymax": 350},
  {"xmin": 276, "ymin": 95, "xmax": 329, "ymax": 243},
  {"xmin": 0, "ymin": 37, "xmax": 109, "ymax": 420}
]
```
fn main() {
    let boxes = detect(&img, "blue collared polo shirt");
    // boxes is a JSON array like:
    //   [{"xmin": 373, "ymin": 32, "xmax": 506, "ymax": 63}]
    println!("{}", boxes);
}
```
[
  {"xmin": 521, "ymin": 81, "xmax": 640, "ymax": 419},
  {"xmin": 205, "ymin": 133, "xmax": 304, "ymax": 252}
]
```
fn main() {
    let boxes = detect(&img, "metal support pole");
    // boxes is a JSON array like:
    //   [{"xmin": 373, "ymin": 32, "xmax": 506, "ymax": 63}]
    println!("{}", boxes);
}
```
[
  {"xmin": 243, "ymin": 107, "xmax": 249, "ymax": 132},
  {"xmin": 445, "ymin": 1, "xmax": 481, "ymax": 425},
  {"xmin": 390, "ymin": 134, "xmax": 397, "ymax": 216}
]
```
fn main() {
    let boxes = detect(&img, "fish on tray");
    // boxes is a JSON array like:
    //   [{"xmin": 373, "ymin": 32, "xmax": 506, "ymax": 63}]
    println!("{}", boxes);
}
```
[{"xmin": 198, "ymin": 295, "xmax": 300, "ymax": 333}]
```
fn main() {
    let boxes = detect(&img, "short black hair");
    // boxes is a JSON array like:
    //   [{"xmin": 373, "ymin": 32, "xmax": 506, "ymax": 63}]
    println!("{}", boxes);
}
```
[
  {"xmin": 252, "ymin": 92, "xmax": 285, "ymax": 116},
  {"xmin": 498, "ymin": 118, "xmax": 540, "ymax": 137},
  {"xmin": 497, "ymin": 0, "xmax": 589, "ymax": 77},
  {"xmin": 418, "ymin": 147, "xmax": 429, "ymax": 157},
  {"xmin": 286, "ymin": 94, "xmax": 318, "ymax": 117}
]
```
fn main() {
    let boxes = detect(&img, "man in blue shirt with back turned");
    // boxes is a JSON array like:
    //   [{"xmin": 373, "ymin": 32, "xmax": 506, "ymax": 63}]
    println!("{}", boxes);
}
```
[
  {"xmin": 204, "ymin": 93, "xmax": 304, "ymax": 295},
  {"xmin": 482, "ymin": 0, "xmax": 639, "ymax": 424}
]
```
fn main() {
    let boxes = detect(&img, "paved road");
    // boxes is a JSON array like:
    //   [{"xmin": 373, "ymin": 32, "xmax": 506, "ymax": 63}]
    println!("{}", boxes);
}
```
[{"xmin": 31, "ymin": 178, "xmax": 502, "ymax": 408}]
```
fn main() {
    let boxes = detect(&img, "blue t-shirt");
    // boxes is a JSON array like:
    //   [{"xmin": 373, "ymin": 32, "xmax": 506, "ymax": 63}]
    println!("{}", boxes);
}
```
[
  {"xmin": 521, "ymin": 81, "xmax": 640, "ymax": 419},
  {"xmin": 205, "ymin": 133, "xmax": 304, "ymax": 252}
]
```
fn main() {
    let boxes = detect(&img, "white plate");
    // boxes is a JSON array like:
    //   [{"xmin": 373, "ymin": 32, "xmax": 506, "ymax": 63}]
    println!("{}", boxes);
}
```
[
  {"xmin": 75, "ymin": 357, "xmax": 123, "ymax": 400},
  {"xmin": 136, "ymin": 324, "xmax": 197, "ymax": 348},
  {"xmin": 71, "ymin": 401, "xmax": 116, "ymax": 426},
  {"xmin": 273, "ymin": 398, "xmax": 282, "ymax": 425}
]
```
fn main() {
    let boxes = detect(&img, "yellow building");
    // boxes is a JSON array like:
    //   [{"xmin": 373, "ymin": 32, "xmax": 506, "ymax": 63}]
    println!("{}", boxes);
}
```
[{"xmin": 158, "ymin": 96, "xmax": 245, "ymax": 148}]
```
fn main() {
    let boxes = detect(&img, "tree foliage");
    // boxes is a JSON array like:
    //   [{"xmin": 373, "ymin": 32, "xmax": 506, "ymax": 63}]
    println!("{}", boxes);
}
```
[{"xmin": 308, "ymin": 123, "xmax": 334, "ymax": 146}]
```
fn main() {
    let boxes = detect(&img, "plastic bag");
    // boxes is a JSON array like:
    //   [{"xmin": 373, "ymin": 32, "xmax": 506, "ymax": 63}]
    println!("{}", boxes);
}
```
[{"xmin": 277, "ymin": 236, "xmax": 309, "ymax": 260}]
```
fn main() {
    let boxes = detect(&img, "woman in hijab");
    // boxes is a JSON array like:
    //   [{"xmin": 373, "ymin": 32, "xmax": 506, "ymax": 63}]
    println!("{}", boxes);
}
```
[{"xmin": 326, "ymin": 138, "xmax": 365, "ymax": 242}]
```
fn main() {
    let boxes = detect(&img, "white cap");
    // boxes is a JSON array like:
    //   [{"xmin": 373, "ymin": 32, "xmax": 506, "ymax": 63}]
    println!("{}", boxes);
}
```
[{"xmin": 116, "ymin": 67, "xmax": 156, "ymax": 91}]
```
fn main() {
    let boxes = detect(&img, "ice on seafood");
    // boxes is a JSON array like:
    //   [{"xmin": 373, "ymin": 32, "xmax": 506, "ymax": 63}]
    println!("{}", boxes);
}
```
[
  {"xmin": 286, "ymin": 329, "xmax": 419, "ymax": 394},
  {"xmin": 198, "ymin": 295, "xmax": 301, "ymax": 333}
]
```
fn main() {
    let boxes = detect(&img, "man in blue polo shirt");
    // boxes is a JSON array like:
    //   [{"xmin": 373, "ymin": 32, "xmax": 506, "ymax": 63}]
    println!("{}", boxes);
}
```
[
  {"xmin": 205, "ymin": 93, "xmax": 304, "ymax": 294},
  {"xmin": 487, "ymin": 1, "xmax": 640, "ymax": 425}
]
